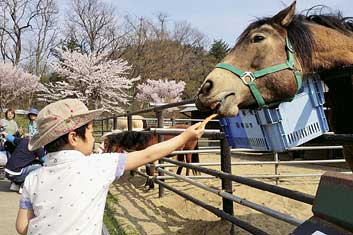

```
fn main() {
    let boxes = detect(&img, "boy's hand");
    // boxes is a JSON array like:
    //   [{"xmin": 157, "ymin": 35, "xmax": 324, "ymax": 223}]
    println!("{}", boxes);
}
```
[{"xmin": 183, "ymin": 122, "xmax": 204, "ymax": 141}]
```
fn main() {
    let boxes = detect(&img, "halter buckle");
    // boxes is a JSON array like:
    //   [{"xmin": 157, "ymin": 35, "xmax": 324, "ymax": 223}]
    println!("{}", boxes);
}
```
[{"xmin": 241, "ymin": 72, "xmax": 256, "ymax": 85}]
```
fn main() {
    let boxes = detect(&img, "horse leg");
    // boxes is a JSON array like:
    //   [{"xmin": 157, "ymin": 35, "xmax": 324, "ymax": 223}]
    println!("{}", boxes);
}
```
[
  {"xmin": 145, "ymin": 162, "xmax": 155, "ymax": 190},
  {"xmin": 176, "ymin": 154, "xmax": 184, "ymax": 175},
  {"xmin": 191, "ymin": 145, "xmax": 200, "ymax": 175},
  {"xmin": 185, "ymin": 154, "xmax": 191, "ymax": 176},
  {"xmin": 343, "ymin": 146, "xmax": 353, "ymax": 172}
]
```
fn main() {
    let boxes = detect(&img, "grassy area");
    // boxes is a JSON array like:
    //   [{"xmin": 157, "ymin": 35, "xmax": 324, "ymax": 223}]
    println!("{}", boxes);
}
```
[{"xmin": 103, "ymin": 192, "xmax": 128, "ymax": 235}]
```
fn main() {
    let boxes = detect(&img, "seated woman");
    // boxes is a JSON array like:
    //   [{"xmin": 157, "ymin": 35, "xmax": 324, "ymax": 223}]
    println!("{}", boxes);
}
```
[{"xmin": 2, "ymin": 132, "xmax": 46, "ymax": 192}]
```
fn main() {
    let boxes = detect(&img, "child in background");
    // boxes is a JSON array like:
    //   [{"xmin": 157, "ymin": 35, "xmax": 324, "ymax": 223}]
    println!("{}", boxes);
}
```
[
  {"xmin": 27, "ymin": 108, "xmax": 39, "ymax": 136},
  {"xmin": 2, "ymin": 132, "xmax": 46, "ymax": 192},
  {"xmin": 2, "ymin": 108, "xmax": 19, "ymax": 136}
]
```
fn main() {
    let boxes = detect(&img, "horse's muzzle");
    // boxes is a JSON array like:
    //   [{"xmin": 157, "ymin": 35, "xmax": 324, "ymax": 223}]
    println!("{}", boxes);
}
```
[{"xmin": 195, "ymin": 96, "xmax": 212, "ymax": 112}]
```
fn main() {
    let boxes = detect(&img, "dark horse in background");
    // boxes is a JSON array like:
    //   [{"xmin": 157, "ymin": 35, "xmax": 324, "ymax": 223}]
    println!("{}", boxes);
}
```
[
  {"xmin": 104, "ymin": 124, "xmax": 199, "ymax": 190},
  {"xmin": 196, "ymin": 1, "xmax": 353, "ymax": 171}
]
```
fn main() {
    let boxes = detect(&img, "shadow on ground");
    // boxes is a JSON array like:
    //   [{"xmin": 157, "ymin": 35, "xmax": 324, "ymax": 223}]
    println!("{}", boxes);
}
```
[
  {"xmin": 0, "ymin": 179, "xmax": 11, "ymax": 192},
  {"xmin": 109, "ymin": 174, "xmax": 297, "ymax": 235}
]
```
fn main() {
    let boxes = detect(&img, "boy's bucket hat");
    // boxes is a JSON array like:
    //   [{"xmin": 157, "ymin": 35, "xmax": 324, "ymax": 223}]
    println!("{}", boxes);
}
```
[
  {"xmin": 28, "ymin": 108, "xmax": 39, "ymax": 116},
  {"xmin": 28, "ymin": 99, "xmax": 103, "ymax": 150}
]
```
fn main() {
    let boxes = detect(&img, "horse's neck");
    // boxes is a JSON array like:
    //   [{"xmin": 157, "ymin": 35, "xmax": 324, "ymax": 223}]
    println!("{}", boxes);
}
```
[
  {"xmin": 306, "ymin": 24, "xmax": 353, "ymax": 134},
  {"xmin": 310, "ymin": 24, "xmax": 353, "ymax": 133},
  {"xmin": 308, "ymin": 23, "xmax": 353, "ymax": 71}
]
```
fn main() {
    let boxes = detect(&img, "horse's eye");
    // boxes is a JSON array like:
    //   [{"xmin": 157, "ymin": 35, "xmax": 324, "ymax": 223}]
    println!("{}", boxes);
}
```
[{"xmin": 252, "ymin": 35, "xmax": 265, "ymax": 43}]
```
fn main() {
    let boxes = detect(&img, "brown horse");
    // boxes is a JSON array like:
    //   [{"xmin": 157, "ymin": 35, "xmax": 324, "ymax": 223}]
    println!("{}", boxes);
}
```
[
  {"xmin": 196, "ymin": 1, "xmax": 353, "ymax": 171},
  {"xmin": 103, "ymin": 124, "xmax": 199, "ymax": 190}
]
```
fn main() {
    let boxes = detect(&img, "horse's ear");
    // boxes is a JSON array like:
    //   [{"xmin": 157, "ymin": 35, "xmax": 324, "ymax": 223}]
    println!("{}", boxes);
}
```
[{"xmin": 272, "ymin": 1, "xmax": 296, "ymax": 27}]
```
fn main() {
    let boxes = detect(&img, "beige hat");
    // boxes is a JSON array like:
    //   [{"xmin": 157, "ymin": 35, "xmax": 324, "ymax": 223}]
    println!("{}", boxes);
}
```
[{"xmin": 28, "ymin": 99, "xmax": 104, "ymax": 150}]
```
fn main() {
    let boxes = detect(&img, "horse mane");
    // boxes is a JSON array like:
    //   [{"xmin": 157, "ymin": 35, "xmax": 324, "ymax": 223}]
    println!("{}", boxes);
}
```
[
  {"xmin": 107, "ymin": 131, "xmax": 153, "ymax": 151},
  {"xmin": 235, "ymin": 6, "xmax": 353, "ymax": 71},
  {"xmin": 108, "ymin": 124, "xmax": 190, "ymax": 150}
]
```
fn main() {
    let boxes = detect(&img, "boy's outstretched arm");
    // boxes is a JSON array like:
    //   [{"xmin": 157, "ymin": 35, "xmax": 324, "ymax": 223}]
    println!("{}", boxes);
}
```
[{"xmin": 125, "ymin": 122, "xmax": 204, "ymax": 171}]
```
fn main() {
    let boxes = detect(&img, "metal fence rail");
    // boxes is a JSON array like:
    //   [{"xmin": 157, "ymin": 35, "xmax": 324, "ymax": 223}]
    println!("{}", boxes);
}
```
[
  {"xmin": 157, "ymin": 167, "xmax": 303, "ymax": 226},
  {"xmin": 161, "ymin": 158, "xmax": 315, "ymax": 205},
  {"xmin": 154, "ymin": 159, "xmax": 346, "ymax": 167}
]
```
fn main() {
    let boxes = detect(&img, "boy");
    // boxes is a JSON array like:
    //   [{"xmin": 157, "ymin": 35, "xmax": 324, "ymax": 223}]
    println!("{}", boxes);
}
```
[
  {"xmin": 27, "ymin": 108, "xmax": 39, "ymax": 136},
  {"xmin": 16, "ymin": 98, "xmax": 204, "ymax": 235}
]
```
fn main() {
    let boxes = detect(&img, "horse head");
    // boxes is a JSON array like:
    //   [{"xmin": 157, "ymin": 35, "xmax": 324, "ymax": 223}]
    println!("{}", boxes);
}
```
[{"xmin": 196, "ymin": 1, "xmax": 306, "ymax": 116}]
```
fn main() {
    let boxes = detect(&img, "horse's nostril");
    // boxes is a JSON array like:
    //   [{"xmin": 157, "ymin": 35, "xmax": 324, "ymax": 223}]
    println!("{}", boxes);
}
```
[{"xmin": 201, "ymin": 81, "xmax": 213, "ymax": 95}]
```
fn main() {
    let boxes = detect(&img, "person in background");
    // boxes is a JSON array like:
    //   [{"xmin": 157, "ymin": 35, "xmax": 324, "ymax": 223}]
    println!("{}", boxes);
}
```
[
  {"xmin": 0, "ymin": 119, "xmax": 9, "ymax": 166},
  {"xmin": 2, "ymin": 132, "xmax": 46, "ymax": 193},
  {"xmin": 27, "ymin": 108, "xmax": 39, "ymax": 136},
  {"xmin": 1, "ymin": 108, "xmax": 19, "ymax": 136}
]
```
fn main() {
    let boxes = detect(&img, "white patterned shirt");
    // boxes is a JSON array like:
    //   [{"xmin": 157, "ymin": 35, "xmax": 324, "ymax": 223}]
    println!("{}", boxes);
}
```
[{"xmin": 20, "ymin": 150, "xmax": 126, "ymax": 235}]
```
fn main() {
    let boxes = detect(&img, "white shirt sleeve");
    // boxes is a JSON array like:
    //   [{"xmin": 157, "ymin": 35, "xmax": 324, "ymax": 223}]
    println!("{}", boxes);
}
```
[
  {"xmin": 115, "ymin": 153, "xmax": 126, "ymax": 178},
  {"xmin": 89, "ymin": 153, "xmax": 127, "ymax": 184},
  {"xmin": 19, "ymin": 177, "xmax": 33, "ymax": 210}
]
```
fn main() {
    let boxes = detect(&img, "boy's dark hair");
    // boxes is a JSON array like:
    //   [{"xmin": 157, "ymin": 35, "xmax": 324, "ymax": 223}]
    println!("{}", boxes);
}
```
[
  {"xmin": 44, "ymin": 123, "xmax": 89, "ymax": 153},
  {"xmin": 5, "ymin": 108, "xmax": 16, "ymax": 119}
]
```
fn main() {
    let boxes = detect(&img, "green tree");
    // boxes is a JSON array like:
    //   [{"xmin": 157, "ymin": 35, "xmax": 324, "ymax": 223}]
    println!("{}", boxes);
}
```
[{"xmin": 209, "ymin": 39, "xmax": 230, "ymax": 62}]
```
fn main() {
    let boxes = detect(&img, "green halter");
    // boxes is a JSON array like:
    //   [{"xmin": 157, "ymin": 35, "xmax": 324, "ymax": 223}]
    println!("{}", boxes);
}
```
[{"xmin": 215, "ymin": 37, "xmax": 302, "ymax": 108}]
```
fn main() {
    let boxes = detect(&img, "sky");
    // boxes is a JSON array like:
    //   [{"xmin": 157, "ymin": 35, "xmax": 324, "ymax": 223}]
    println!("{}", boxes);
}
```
[{"xmin": 109, "ymin": 0, "xmax": 353, "ymax": 47}]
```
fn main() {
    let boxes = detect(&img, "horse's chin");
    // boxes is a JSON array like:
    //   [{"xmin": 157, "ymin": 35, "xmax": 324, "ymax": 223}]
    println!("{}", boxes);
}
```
[{"xmin": 217, "ymin": 96, "xmax": 239, "ymax": 117}]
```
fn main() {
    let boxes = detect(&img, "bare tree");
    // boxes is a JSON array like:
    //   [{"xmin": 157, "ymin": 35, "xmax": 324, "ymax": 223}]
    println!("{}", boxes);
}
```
[
  {"xmin": 149, "ymin": 13, "xmax": 169, "ymax": 41},
  {"xmin": 65, "ymin": 0, "xmax": 124, "ymax": 54},
  {"xmin": 0, "ymin": 0, "xmax": 43, "ymax": 65},
  {"xmin": 27, "ymin": 0, "xmax": 58, "ymax": 76},
  {"xmin": 172, "ymin": 20, "xmax": 205, "ymax": 48},
  {"xmin": 120, "ymin": 14, "xmax": 212, "ymax": 103}
]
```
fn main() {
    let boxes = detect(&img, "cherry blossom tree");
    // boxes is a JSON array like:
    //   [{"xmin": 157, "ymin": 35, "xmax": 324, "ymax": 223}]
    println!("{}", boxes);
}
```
[
  {"xmin": 0, "ymin": 63, "xmax": 43, "ymax": 109},
  {"xmin": 39, "ymin": 49, "xmax": 140, "ymax": 113},
  {"xmin": 136, "ymin": 79, "xmax": 185, "ymax": 108}
]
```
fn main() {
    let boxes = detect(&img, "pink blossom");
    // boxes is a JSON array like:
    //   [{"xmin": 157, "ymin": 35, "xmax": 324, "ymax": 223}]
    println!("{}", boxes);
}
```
[
  {"xmin": 0, "ymin": 63, "xmax": 43, "ymax": 108},
  {"xmin": 136, "ymin": 79, "xmax": 185, "ymax": 111},
  {"xmin": 39, "ymin": 50, "xmax": 140, "ymax": 113}
]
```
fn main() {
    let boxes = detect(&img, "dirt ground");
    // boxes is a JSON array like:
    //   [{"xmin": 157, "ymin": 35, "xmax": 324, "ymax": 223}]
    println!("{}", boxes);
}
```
[{"xmin": 108, "ymin": 152, "xmax": 347, "ymax": 235}]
